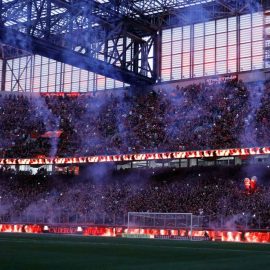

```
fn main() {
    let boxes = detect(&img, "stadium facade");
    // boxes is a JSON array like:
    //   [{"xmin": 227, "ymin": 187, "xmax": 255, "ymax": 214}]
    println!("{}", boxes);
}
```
[
  {"xmin": 0, "ymin": 0, "xmax": 270, "ymax": 92},
  {"xmin": 0, "ymin": 0, "xmax": 270, "ymax": 170}
]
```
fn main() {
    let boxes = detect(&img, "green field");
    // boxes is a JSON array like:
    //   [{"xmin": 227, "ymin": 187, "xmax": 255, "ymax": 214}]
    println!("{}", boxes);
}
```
[{"xmin": 0, "ymin": 233, "xmax": 270, "ymax": 270}]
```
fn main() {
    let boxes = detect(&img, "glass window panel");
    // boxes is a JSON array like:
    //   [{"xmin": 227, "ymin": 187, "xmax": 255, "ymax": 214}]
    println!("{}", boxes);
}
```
[
  {"xmin": 194, "ymin": 65, "xmax": 204, "ymax": 77},
  {"xmin": 240, "ymin": 14, "xmax": 251, "ymax": 29},
  {"xmin": 183, "ymin": 39, "xmax": 190, "ymax": 52},
  {"xmin": 205, "ymin": 49, "xmax": 215, "ymax": 63},
  {"xmin": 240, "ymin": 43, "xmax": 251, "ymax": 58},
  {"xmin": 88, "ymin": 80, "xmax": 94, "ymax": 91},
  {"xmin": 89, "ymin": 72, "xmax": 94, "ymax": 81},
  {"xmin": 56, "ymin": 62, "xmax": 61, "ymax": 73},
  {"xmin": 161, "ymin": 69, "xmax": 171, "ymax": 81},
  {"xmin": 182, "ymin": 66, "xmax": 190, "ymax": 79},
  {"xmin": 106, "ymin": 78, "xmax": 114, "ymax": 89},
  {"xmin": 240, "ymin": 57, "xmax": 251, "ymax": 71},
  {"xmin": 70, "ymin": 82, "xmax": 78, "ymax": 92},
  {"xmin": 33, "ymin": 77, "xmax": 41, "ymax": 89},
  {"xmin": 126, "ymin": 49, "xmax": 131, "ymax": 62},
  {"xmin": 63, "ymin": 83, "xmax": 71, "ymax": 92},
  {"xmin": 171, "ymin": 68, "xmax": 181, "ymax": 80},
  {"xmin": 205, "ymin": 62, "xmax": 215, "ymax": 76},
  {"xmin": 48, "ymin": 62, "xmax": 56, "ymax": 75},
  {"xmin": 228, "ymin": 45, "xmax": 237, "ymax": 59},
  {"xmin": 73, "ymin": 67, "xmax": 80, "ymax": 73},
  {"xmin": 34, "ymin": 64, "xmax": 41, "ymax": 78},
  {"xmin": 194, "ymin": 37, "xmax": 204, "ymax": 50},
  {"xmin": 252, "ymin": 41, "xmax": 263, "ymax": 56},
  {"xmin": 172, "ymin": 27, "xmax": 182, "ymax": 40},
  {"xmin": 228, "ymin": 59, "xmax": 237, "ymax": 73},
  {"xmin": 162, "ymin": 29, "xmax": 171, "ymax": 43},
  {"xmin": 216, "ymin": 61, "xmax": 227, "ymax": 74},
  {"xmin": 228, "ymin": 17, "xmax": 237, "ymax": 31},
  {"xmin": 108, "ymin": 40, "xmax": 114, "ymax": 47},
  {"xmin": 182, "ymin": 52, "xmax": 190, "ymax": 66},
  {"xmin": 194, "ymin": 50, "xmax": 204, "ymax": 65},
  {"xmin": 55, "ymin": 73, "xmax": 61, "ymax": 85},
  {"xmin": 216, "ymin": 47, "xmax": 227, "ymax": 61},
  {"xmin": 5, "ymin": 81, "xmax": 11, "ymax": 91},
  {"xmin": 41, "ymin": 65, "xmax": 49, "ymax": 76},
  {"xmin": 20, "ymin": 57, "xmax": 26, "ymax": 66},
  {"xmin": 12, "ymin": 59, "xmax": 19, "ymax": 69},
  {"xmin": 80, "ymin": 81, "xmax": 88, "ymax": 92},
  {"xmin": 53, "ymin": 84, "xmax": 61, "ymax": 92},
  {"xmin": 117, "ymin": 80, "xmax": 124, "ymax": 90},
  {"xmin": 172, "ymin": 41, "xmax": 182, "ymax": 54},
  {"xmin": 162, "ymin": 56, "xmax": 171, "ymax": 69},
  {"xmin": 265, "ymin": 14, "xmax": 270, "ymax": 25},
  {"xmin": 65, "ymin": 64, "xmax": 72, "ymax": 73},
  {"xmin": 97, "ymin": 75, "xmax": 106, "ymax": 90},
  {"xmin": 26, "ymin": 66, "xmax": 31, "ymax": 79},
  {"xmin": 116, "ymin": 81, "xmax": 125, "ymax": 88},
  {"xmin": 25, "ymin": 77, "xmax": 31, "ymax": 92},
  {"xmin": 252, "ymin": 27, "xmax": 263, "ymax": 41},
  {"xmin": 205, "ymin": 35, "xmax": 215, "ymax": 49},
  {"xmin": 252, "ymin": 55, "xmax": 264, "ymax": 69},
  {"xmin": 116, "ymin": 80, "xmax": 124, "ymax": 88},
  {"xmin": 183, "ymin": 25, "xmax": 191, "ymax": 39},
  {"xmin": 228, "ymin": 31, "xmax": 237, "ymax": 45},
  {"xmin": 11, "ymin": 80, "xmax": 18, "ymax": 91},
  {"xmin": 240, "ymin": 28, "xmax": 251, "ymax": 43},
  {"xmin": 48, "ymin": 74, "xmax": 55, "ymax": 85},
  {"xmin": 216, "ymin": 32, "xmax": 227, "ymax": 47},
  {"xmin": 162, "ymin": 42, "xmax": 171, "ymax": 56},
  {"xmin": 72, "ymin": 69, "xmax": 80, "ymax": 82},
  {"xmin": 172, "ymin": 54, "xmax": 181, "ymax": 67},
  {"xmin": 205, "ymin": 21, "xmax": 215, "ymax": 35},
  {"xmin": 18, "ymin": 71, "xmax": 26, "ymax": 82},
  {"xmin": 48, "ymin": 85, "xmax": 55, "ymax": 92},
  {"xmin": 41, "ymin": 57, "xmax": 49, "ymax": 64},
  {"xmin": 6, "ymin": 70, "xmax": 12, "ymax": 82},
  {"xmin": 80, "ymin": 70, "xmax": 88, "ymax": 81},
  {"xmin": 252, "ymin": 12, "xmax": 264, "ymax": 27},
  {"xmin": 194, "ymin": 23, "xmax": 204, "ymax": 37},
  {"xmin": 34, "ymin": 55, "xmax": 42, "ymax": 65},
  {"xmin": 216, "ymin": 18, "xmax": 227, "ymax": 33},
  {"xmin": 64, "ymin": 71, "xmax": 72, "ymax": 85}
]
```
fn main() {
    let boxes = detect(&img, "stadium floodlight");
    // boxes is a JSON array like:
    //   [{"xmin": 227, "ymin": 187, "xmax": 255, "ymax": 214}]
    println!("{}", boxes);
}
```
[{"xmin": 127, "ymin": 212, "xmax": 194, "ymax": 239}]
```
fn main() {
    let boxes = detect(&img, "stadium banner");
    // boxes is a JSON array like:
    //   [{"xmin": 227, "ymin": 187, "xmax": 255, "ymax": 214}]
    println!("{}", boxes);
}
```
[
  {"xmin": 206, "ymin": 75, "xmax": 238, "ymax": 85},
  {"xmin": 1, "ymin": 224, "xmax": 270, "ymax": 243},
  {"xmin": 1, "ymin": 146, "xmax": 270, "ymax": 165},
  {"xmin": 122, "ymin": 233, "xmax": 151, "ymax": 239},
  {"xmin": 40, "ymin": 130, "xmax": 63, "ymax": 138}
]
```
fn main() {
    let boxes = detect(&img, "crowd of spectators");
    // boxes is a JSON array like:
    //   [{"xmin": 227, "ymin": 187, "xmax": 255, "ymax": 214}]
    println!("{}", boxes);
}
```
[
  {"xmin": 0, "ymin": 78, "xmax": 269, "ymax": 158},
  {"xmin": 0, "ymin": 165, "xmax": 270, "ymax": 229}
]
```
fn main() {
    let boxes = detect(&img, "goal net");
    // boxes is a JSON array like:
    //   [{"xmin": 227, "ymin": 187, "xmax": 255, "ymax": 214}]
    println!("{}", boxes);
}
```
[{"xmin": 127, "ymin": 212, "xmax": 194, "ymax": 234}]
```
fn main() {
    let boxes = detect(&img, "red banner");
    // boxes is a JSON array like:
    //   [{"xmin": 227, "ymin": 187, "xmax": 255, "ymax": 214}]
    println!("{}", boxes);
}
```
[
  {"xmin": 40, "ymin": 130, "xmax": 63, "ymax": 138},
  {"xmin": 1, "ymin": 224, "xmax": 270, "ymax": 243},
  {"xmin": 0, "ymin": 146, "xmax": 269, "ymax": 165}
]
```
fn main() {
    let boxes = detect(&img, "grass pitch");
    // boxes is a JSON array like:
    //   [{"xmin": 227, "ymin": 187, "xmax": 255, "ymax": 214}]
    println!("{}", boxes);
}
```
[{"xmin": 0, "ymin": 233, "xmax": 270, "ymax": 270}]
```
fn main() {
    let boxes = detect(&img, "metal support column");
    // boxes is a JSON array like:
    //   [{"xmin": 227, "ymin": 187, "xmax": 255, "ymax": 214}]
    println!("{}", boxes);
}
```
[{"xmin": 1, "ymin": 59, "xmax": 6, "ymax": 91}]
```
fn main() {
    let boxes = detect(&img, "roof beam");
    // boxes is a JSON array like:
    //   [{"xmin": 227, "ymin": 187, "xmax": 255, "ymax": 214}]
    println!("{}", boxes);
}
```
[{"xmin": 0, "ymin": 27, "xmax": 155, "ymax": 85}]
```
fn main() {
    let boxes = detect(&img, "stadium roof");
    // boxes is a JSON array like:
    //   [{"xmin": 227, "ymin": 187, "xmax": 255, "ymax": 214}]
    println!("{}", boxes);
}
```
[{"xmin": 0, "ymin": 0, "xmax": 268, "ymax": 86}]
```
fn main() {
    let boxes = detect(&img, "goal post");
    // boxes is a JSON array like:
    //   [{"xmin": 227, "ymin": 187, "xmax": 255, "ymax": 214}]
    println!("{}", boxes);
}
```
[{"xmin": 127, "ymin": 212, "xmax": 194, "ymax": 238}]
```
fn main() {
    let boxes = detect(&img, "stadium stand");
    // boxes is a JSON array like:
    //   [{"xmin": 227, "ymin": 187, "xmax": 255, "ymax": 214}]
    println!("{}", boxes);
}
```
[
  {"xmin": 0, "ymin": 79, "xmax": 269, "ymax": 158},
  {"xmin": 0, "ymin": 165, "xmax": 269, "ymax": 230}
]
